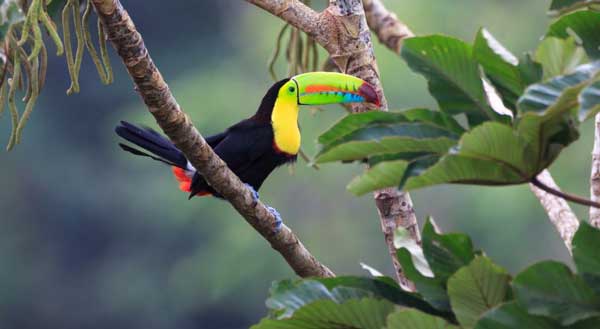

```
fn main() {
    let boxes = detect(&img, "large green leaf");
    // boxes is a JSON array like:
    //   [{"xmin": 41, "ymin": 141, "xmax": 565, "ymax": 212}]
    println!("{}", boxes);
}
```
[
  {"xmin": 265, "ymin": 276, "xmax": 444, "ymax": 320},
  {"xmin": 518, "ymin": 61, "xmax": 600, "ymax": 114},
  {"xmin": 535, "ymin": 37, "xmax": 588, "ymax": 80},
  {"xmin": 387, "ymin": 309, "xmax": 459, "ymax": 329},
  {"xmin": 474, "ymin": 301, "xmax": 561, "ymax": 329},
  {"xmin": 315, "ymin": 110, "xmax": 462, "ymax": 164},
  {"xmin": 252, "ymin": 298, "xmax": 396, "ymax": 329},
  {"xmin": 547, "ymin": 11, "xmax": 600, "ymax": 60},
  {"xmin": 512, "ymin": 261, "xmax": 600, "ymax": 325},
  {"xmin": 579, "ymin": 80, "xmax": 600, "ymax": 120},
  {"xmin": 348, "ymin": 153, "xmax": 441, "ymax": 195},
  {"xmin": 421, "ymin": 218, "xmax": 475, "ymax": 282},
  {"xmin": 473, "ymin": 28, "xmax": 525, "ymax": 108},
  {"xmin": 404, "ymin": 122, "xmax": 532, "ymax": 190},
  {"xmin": 402, "ymin": 35, "xmax": 504, "ymax": 125},
  {"xmin": 397, "ymin": 248, "xmax": 450, "ymax": 312},
  {"xmin": 572, "ymin": 222, "xmax": 600, "ymax": 294},
  {"xmin": 395, "ymin": 219, "xmax": 476, "ymax": 313},
  {"xmin": 447, "ymin": 256, "xmax": 511, "ymax": 328}
]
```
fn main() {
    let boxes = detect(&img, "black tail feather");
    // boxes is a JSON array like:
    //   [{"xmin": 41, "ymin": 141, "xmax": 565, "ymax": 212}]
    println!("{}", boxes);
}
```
[{"xmin": 115, "ymin": 121, "xmax": 188, "ymax": 168}]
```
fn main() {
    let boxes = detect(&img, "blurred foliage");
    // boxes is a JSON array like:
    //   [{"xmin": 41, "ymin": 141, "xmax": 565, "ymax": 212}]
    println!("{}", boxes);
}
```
[
  {"xmin": 316, "ymin": 5, "xmax": 600, "ymax": 204},
  {"xmin": 0, "ymin": 1, "xmax": 590, "ymax": 329},
  {"xmin": 0, "ymin": 0, "xmax": 111, "ymax": 150},
  {"xmin": 252, "ymin": 222, "xmax": 600, "ymax": 328}
]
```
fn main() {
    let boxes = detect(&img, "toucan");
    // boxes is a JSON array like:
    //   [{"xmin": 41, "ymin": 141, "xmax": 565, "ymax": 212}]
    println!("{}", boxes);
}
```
[{"xmin": 116, "ymin": 72, "xmax": 379, "ymax": 229}]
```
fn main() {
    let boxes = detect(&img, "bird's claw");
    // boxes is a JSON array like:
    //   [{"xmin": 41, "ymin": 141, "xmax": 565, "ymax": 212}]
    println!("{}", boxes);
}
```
[
  {"xmin": 266, "ymin": 206, "xmax": 283, "ymax": 234},
  {"xmin": 245, "ymin": 183, "xmax": 260, "ymax": 202}
]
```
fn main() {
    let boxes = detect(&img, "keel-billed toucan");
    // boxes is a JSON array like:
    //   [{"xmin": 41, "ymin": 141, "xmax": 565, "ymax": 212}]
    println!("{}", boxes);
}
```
[{"xmin": 116, "ymin": 72, "xmax": 379, "ymax": 219}]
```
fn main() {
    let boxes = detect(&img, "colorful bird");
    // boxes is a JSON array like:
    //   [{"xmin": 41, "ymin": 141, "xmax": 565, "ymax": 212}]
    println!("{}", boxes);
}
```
[{"xmin": 116, "ymin": 72, "xmax": 379, "ymax": 230}]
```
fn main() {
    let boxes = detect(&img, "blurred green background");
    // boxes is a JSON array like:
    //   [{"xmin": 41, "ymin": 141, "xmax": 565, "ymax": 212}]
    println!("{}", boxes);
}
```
[{"xmin": 0, "ymin": 1, "xmax": 589, "ymax": 328}]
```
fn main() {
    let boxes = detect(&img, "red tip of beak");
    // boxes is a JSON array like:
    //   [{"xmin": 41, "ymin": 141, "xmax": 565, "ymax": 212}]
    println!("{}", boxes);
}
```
[{"xmin": 359, "ymin": 82, "xmax": 381, "ymax": 107}]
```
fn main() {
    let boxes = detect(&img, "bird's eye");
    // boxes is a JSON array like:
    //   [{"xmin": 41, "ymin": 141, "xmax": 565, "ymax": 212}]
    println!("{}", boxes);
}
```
[{"xmin": 288, "ymin": 86, "xmax": 296, "ymax": 93}]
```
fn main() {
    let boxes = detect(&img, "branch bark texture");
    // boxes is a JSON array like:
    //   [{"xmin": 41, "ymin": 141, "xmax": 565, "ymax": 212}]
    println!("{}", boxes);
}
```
[
  {"xmin": 529, "ymin": 170, "xmax": 579, "ymax": 253},
  {"xmin": 591, "ymin": 114, "xmax": 600, "ymax": 228},
  {"xmin": 91, "ymin": 0, "xmax": 334, "ymax": 278},
  {"xmin": 248, "ymin": 0, "xmax": 418, "ymax": 290},
  {"xmin": 363, "ymin": 0, "xmax": 414, "ymax": 53}
]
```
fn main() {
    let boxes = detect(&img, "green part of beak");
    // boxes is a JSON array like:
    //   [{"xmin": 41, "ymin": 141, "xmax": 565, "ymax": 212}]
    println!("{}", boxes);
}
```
[{"xmin": 291, "ymin": 72, "xmax": 380, "ymax": 107}]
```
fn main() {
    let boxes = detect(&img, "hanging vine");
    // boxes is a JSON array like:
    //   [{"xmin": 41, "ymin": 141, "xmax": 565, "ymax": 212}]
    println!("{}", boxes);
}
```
[{"xmin": 0, "ymin": 0, "xmax": 113, "ymax": 150}]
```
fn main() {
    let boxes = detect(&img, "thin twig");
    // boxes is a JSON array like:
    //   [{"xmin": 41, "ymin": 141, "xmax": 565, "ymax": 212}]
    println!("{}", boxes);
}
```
[{"xmin": 531, "ymin": 176, "xmax": 600, "ymax": 208}]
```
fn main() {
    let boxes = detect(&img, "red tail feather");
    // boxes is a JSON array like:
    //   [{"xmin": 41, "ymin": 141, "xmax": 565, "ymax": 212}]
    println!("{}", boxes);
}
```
[{"xmin": 172, "ymin": 167, "xmax": 192, "ymax": 192}]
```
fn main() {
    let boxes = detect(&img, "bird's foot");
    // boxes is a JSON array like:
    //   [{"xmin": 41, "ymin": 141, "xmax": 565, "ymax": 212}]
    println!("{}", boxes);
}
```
[
  {"xmin": 266, "ymin": 206, "xmax": 283, "ymax": 234},
  {"xmin": 245, "ymin": 183, "xmax": 260, "ymax": 203}
]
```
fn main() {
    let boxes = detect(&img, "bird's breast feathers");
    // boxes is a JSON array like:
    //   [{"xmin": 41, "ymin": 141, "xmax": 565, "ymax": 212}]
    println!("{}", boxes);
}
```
[{"xmin": 271, "ymin": 98, "xmax": 301, "ymax": 155}]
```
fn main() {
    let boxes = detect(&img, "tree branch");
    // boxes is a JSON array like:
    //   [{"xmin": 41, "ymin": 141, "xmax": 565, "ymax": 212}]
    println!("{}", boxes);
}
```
[
  {"xmin": 529, "ymin": 170, "xmax": 579, "ymax": 253},
  {"xmin": 246, "ymin": 0, "xmax": 417, "ymax": 291},
  {"xmin": 91, "ymin": 0, "xmax": 334, "ymax": 278},
  {"xmin": 591, "ymin": 114, "xmax": 600, "ymax": 228},
  {"xmin": 360, "ymin": 0, "xmax": 581, "ymax": 254},
  {"xmin": 362, "ymin": 0, "xmax": 414, "ymax": 54}
]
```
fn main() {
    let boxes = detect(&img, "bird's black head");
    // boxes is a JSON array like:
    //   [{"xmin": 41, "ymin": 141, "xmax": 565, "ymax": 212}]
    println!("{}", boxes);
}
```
[{"xmin": 252, "ymin": 78, "xmax": 290, "ymax": 123}]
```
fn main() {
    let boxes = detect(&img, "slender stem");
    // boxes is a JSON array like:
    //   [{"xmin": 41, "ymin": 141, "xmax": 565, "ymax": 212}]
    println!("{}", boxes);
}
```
[{"xmin": 531, "ymin": 176, "xmax": 600, "ymax": 208}]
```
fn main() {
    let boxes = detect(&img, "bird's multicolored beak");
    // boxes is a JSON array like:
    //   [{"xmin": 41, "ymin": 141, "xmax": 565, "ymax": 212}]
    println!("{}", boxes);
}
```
[{"xmin": 291, "ymin": 72, "xmax": 381, "ymax": 107}]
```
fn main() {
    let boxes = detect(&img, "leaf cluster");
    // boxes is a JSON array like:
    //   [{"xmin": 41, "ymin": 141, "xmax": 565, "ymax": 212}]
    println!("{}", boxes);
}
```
[
  {"xmin": 252, "ymin": 222, "xmax": 600, "ymax": 329},
  {"xmin": 314, "ymin": 5, "xmax": 600, "ymax": 195}
]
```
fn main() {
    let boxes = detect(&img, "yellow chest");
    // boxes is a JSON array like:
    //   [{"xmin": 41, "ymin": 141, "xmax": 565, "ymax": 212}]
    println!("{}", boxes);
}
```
[{"xmin": 271, "ymin": 98, "xmax": 300, "ymax": 155}]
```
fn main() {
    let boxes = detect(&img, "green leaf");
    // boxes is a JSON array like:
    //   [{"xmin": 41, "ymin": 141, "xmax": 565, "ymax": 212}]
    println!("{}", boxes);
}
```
[
  {"xmin": 474, "ymin": 301, "xmax": 561, "ymax": 329},
  {"xmin": 403, "ymin": 122, "xmax": 533, "ymax": 190},
  {"xmin": 572, "ymin": 222, "xmax": 600, "ymax": 294},
  {"xmin": 518, "ymin": 62, "xmax": 600, "ymax": 114},
  {"xmin": 318, "ymin": 111, "xmax": 410, "ymax": 145},
  {"xmin": 394, "ymin": 227, "xmax": 434, "ymax": 279},
  {"xmin": 421, "ymin": 218, "xmax": 475, "ymax": 282},
  {"xmin": 397, "ymin": 248, "xmax": 450, "ymax": 312},
  {"xmin": 347, "ymin": 153, "xmax": 440, "ymax": 196},
  {"xmin": 512, "ymin": 261, "xmax": 600, "ymax": 325},
  {"xmin": 252, "ymin": 298, "xmax": 396, "ymax": 329},
  {"xmin": 517, "ymin": 53, "xmax": 544, "ymax": 86},
  {"xmin": 535, "ymin": 37, "xmax": 588, "ymax": 80},
  {"xmin": 473, "ymin": 28, "xmax": 524, "ymax": 108},
  {"xmin": 549, "ymin": 0, "xmax": 588, "ymax": 12},
  {"xmin": 265, "ymin": 276, "xmax": 445, "ymax": 320},
  {"xmin": 447, "ymin": 256, "xmax": 511, "ymax": 328},
  {"xmin": 402, "ymin": 35, "xmax": 504, "ymax": 125},
  {"xmin": 547, "ymin": 11, "xmax": 600, "ymax": 60},
  {"xmin": 315, "ymin": 110, "xmax": 461, "ymax": 164},
  {"xmin": 395, "ymin": 219, "xmax": 476, "ymax": 313},
  {"xmin": 579, "ymin": 80, "xmax": 600, "ymax": 120},
  {"xmin": 387, "ymin": 309, "xmax": 460, "ymax": 329}
]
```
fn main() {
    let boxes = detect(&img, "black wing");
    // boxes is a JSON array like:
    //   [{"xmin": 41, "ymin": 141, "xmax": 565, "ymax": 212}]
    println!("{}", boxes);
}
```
[{"xmin": 189, "ymin": 120, "xmax": 274, "ymax": 197}]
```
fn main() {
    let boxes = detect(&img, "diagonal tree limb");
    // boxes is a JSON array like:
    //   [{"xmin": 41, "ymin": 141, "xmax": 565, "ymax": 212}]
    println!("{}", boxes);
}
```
[
  {"xmin": 591, "ymin": 114, "xmax": 600, "ymax": 228},
  {"xmin": 90, "ymin": 0, "xmax": 334, "ymax": 278},
  {"xmin": 248, "ymin": 0, "xmax": 417, "ymax": 291},
  {"xmin": 362, "ymin": 0, "xmax": 580, "ymax": 253}
]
